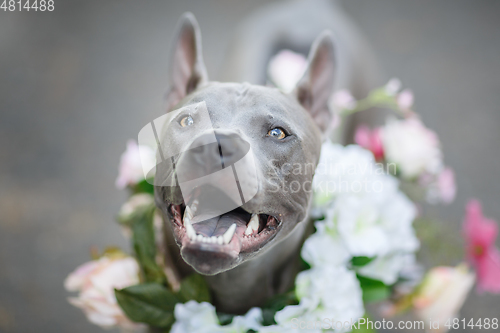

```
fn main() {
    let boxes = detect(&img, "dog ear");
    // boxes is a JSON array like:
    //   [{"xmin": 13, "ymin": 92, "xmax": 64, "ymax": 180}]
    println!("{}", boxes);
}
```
[
  {"xmin": 293, "ymin": 31, "xmax": 336, "ymax": 133},
  {"xmin": 165, "ymin": 12, "xmax": 208, "ymax": 111}
]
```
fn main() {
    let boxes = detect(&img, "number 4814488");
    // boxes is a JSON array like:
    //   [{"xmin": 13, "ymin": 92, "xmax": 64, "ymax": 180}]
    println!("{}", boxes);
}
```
[
  {"xmin": 445, "ymin": 318, "xmax": 499, "ymax": 330},
  {"xmin": 1, "ymin": 0, "xmax": 55, "ymax": 11}
]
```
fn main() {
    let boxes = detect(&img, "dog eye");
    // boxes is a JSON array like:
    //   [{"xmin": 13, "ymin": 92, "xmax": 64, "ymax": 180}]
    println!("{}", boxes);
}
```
[
  {"xmin": 267, "ymin": 127, "xmax": 286, "ymax": 140},
  {"xmin": 179, "ymin": 115, "xmax": 194, "ymax": 127}
]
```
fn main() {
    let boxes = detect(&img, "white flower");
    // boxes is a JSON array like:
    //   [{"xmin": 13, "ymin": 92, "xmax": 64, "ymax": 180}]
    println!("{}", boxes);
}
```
[
  {"xmin": 333, "ymin": 194, "xmax": 391, "ymax": 257},
  {"xmin": 313, "ymin": 141, "xmax": 419, "ymax": 260},
  {"xmin": 116, "ymin": 140, "xmax": 156, "ymax": 189},
  {"xmin": 267, "ymin": 49, "xmax": 307, "ymax": 93},
  {"xmin": 385, "ymin": 78, "xmax": 402, "ymax": 96},
  {"xmin": 274, "ymin": 266, "xmax": 364, "ymax": 333},
  {"xmin": 382, "ymin": 117, "xmax": 443, "ymax": 179},
  {"xmin": 172, "ymin": 301, "xmax": 220, "ymax": 333},
  {"xmin": 117, "ymin": 193, "xmax": 156, "ymax": 239},
  {"xmin": 301, "ymin": 222, "xmax": 350, "ymax": 268},
  {"xmin": 225, "ymin": 307, "xmax": 263, "ymax": 332},
  {"xmin": 377, "ymin": 191, "xmax": 419, "ymax": 254},
  {"xmin": 413, "ymin": 265, "xmax": 475, "ymax": 333},
  {"xmin": 357, "ymin": 253, "xmax": 417, "ymax": 285},
  {"xmin": 118, "ymin": 193, "xmax": 155, "ymax": 220},
  {"xmin": 65, "ymin": 256, "xmax": 143, "ymax": 330},
  {"xmin": 259, "ymin": 324, "xmax": 307, "ymax": 333},
  {"xmin": 312, "ymin": 143, "xmax": 384, "ymax": 209},
  {"xmin": 172, "ymin": 301, "xmax": 262, "ymax": 333},
  {"xmin": 329, "ymin": 177, "xmax": 418, "ymax": 258},
  {"xmin": 274, "ymin": 305, "xmax": 323, "ymax": 333}
]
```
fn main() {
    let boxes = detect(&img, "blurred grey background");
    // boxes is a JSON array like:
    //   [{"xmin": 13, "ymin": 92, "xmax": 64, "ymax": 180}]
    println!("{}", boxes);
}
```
[{"xmin": 0, "ymin": 0, "xmax": 499, "ymax": 332}]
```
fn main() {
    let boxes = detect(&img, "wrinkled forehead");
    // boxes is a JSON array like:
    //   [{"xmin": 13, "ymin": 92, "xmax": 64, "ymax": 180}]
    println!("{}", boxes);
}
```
[{"xmin": 177, "ymin": 82, "xmax": 302, "ymax": 123}]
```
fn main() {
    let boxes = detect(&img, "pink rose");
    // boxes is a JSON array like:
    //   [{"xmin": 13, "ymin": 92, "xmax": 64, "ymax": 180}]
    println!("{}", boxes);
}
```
[
  {"xmin": 116, "ymin": 140, "xmax": 155, "ymax": 189},
  {"xmin": 397, "ymin": 89, "xmax": 414, "ymax": 110},
  {"xmin": 381, "ymin": 117, "xmax": 442, "ymax": 179},
  {"xmin": 267, "ymin": 49, "xmax": 307, "ymax": 93},
  {"xmin": 437, "ymin": 168, "xmax": 456, "ymax": 204},
  {"xmin": 331, "ymin": 89, "xmax": 356, "ymax": 110},
  {"xmin": 424, "ymin": 167, "xmax": 457, "ymax": 205}
]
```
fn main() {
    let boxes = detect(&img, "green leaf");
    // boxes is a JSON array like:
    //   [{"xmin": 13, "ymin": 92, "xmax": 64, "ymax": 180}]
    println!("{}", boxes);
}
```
[
  {"xmin": 115, "ymin": 283, "xmax": 180, "ymax": 328},
  {"xmin": 357, "ymin": 275, "xmax": 390, "ymax": 302},
  {"xmin": 217, "ymin": 313, "xmax": 235, "ymax": 326},
  {"xmin": 261, "ymin": 290, "xmax": 298, "ymax": 326},
  {"xmin": 351, "ymin": 256, "xmax": 374, "ymax": 267},
  {"xmin": 299, "ymin": 257, "xmax": 311, "ymax": 272},
  {"xmin": 177, "ymin": 274, "xmax": 211, "ymax": 303},
  {"xmin": 131, "ymin": 206, "xmax": 165, "ymax": 284},
  {"xmin": 133, "ymin": 179, "xmax": 155, "ymax": 195}
]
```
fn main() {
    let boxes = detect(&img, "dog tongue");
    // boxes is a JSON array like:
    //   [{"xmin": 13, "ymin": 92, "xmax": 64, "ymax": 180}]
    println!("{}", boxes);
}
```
[{"xmin": 191, "ymin": 209, "xmax": 249, "ymax": 238}]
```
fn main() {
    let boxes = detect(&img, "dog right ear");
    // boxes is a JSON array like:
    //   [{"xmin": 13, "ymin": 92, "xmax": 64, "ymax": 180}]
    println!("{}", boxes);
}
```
[
  {"xmin": 293, "ymin": 31, "xmax": 336, "ymax": 134},
  {"xmin": 165, "ymin": 13, "xmax": 208, "ymax": 111}
]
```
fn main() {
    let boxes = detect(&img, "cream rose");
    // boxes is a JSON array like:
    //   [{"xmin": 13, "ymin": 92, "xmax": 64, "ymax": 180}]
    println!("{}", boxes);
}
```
[
  {"xmin": 413, "ymin": 265, "xmax": 475, "ymax": 333},
  {"xmin": 65, "ymin": 255, "xmax": 143, "ymax": 330}
]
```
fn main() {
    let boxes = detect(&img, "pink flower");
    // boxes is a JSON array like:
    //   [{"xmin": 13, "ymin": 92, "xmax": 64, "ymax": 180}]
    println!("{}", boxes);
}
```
[
  {"xmin": 330, "ymin": 112, "xmax": 341, "ymax": 129},
  {"xmin": 267, "ymin": 49, "xmax": 308, "ymax": 93},
  {"xmin": 331, "ymin": 89, "xmax": 356, "ymax": 110},
  {"xmin": 115, "ymin": 140, "xmax": 155, "ymax": 189},
  {"xmin": 424, "ymin": 167, "xmax": 457, "ymax": 205},
  {"xmin": 463, "ymin": 200, "xmax": 500, "ymax": 293},
  {"xmin": 397, "ymin": 89, "xmax": 414, "ymax": 110},
  {"xmin": 437, "ymin": 168, "xmax": 456, "ymax": 204},
  {"xmin": 354, "ymin": 125, "xmax": 384, "ymax": 161},
  {"xmin": 65, "ymin": 255, "xmax": 143, "ymax": 330}
]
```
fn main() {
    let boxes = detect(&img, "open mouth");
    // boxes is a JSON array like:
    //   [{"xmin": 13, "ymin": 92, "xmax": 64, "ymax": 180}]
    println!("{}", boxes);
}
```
[{"xmin": 167, "ymin": 198, "xmax": 281, "ymax": 258}]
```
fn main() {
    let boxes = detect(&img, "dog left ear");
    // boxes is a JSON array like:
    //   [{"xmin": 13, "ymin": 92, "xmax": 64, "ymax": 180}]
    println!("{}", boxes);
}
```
[
  {"xmin": 165, "ymin": 12, "xmax": 208, "ymax": 111},
  {"xmin": 293, "ymin": 31, "xmax": 336, "ymax": 134}
]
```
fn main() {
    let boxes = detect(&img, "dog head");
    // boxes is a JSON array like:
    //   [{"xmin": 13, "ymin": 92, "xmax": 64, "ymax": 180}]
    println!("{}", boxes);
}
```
[{"xmin": 154, "ymin": 13, "xmax": 336, "ymax": 275}]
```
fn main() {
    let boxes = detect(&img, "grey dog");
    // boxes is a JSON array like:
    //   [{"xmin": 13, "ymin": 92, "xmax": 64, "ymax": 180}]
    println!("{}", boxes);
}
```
[{"xmin": 155, "ymin": 0, "xmax": 380, "ymax": 313}]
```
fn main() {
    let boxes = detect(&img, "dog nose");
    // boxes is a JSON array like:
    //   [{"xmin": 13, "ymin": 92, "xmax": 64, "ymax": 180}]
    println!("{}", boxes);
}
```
[
  {"xmin": 189, "ymin": 134, "xmax": 221, "ymax": 167},
  {"xmin": 217, "ymin": 132, "xmax": 250, "ymax": 168},
  {"xmin": 188, "ymin": 131, "xmax": 250, "ymax": 170}
]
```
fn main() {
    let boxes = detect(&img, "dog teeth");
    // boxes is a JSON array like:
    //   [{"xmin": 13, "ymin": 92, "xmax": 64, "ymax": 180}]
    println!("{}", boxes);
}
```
[
  {"xmin": 191, "ymin": 200, "xmax": 199, "ymax": 214},
  {"xmin": 187, "ymin": 224, "xmax": 235, "ymax": 244},
  {"xmin": 184, "ymin": 216, "xmax": 196, "ymax": 238},
  {"xmin": 245, "ymin": 214, "xmax": 259, "ymax": 235},
  {"xmin": 223, "ymin": 223, "xmax": 236, "ymax": 244},
  {"xmin": 184, "ymin": 204, "xmax": 236, "ymax": 244},
  {"xmin": 186, "ymin": 225, "xmax": 196, "ymax": 240},
  {"xmin": 184, "ymin": 205, "xmax": 194, "ymax": 221},
  {"xmin": 187, "ymin": 231, "xmax": 223, "ymax": 244}
]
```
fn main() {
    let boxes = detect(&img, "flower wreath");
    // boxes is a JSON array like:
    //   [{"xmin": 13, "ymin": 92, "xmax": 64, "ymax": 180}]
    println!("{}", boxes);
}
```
[{"xmin": 65, "ymin": 57, "xmax": 500, "ymax": 333}]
